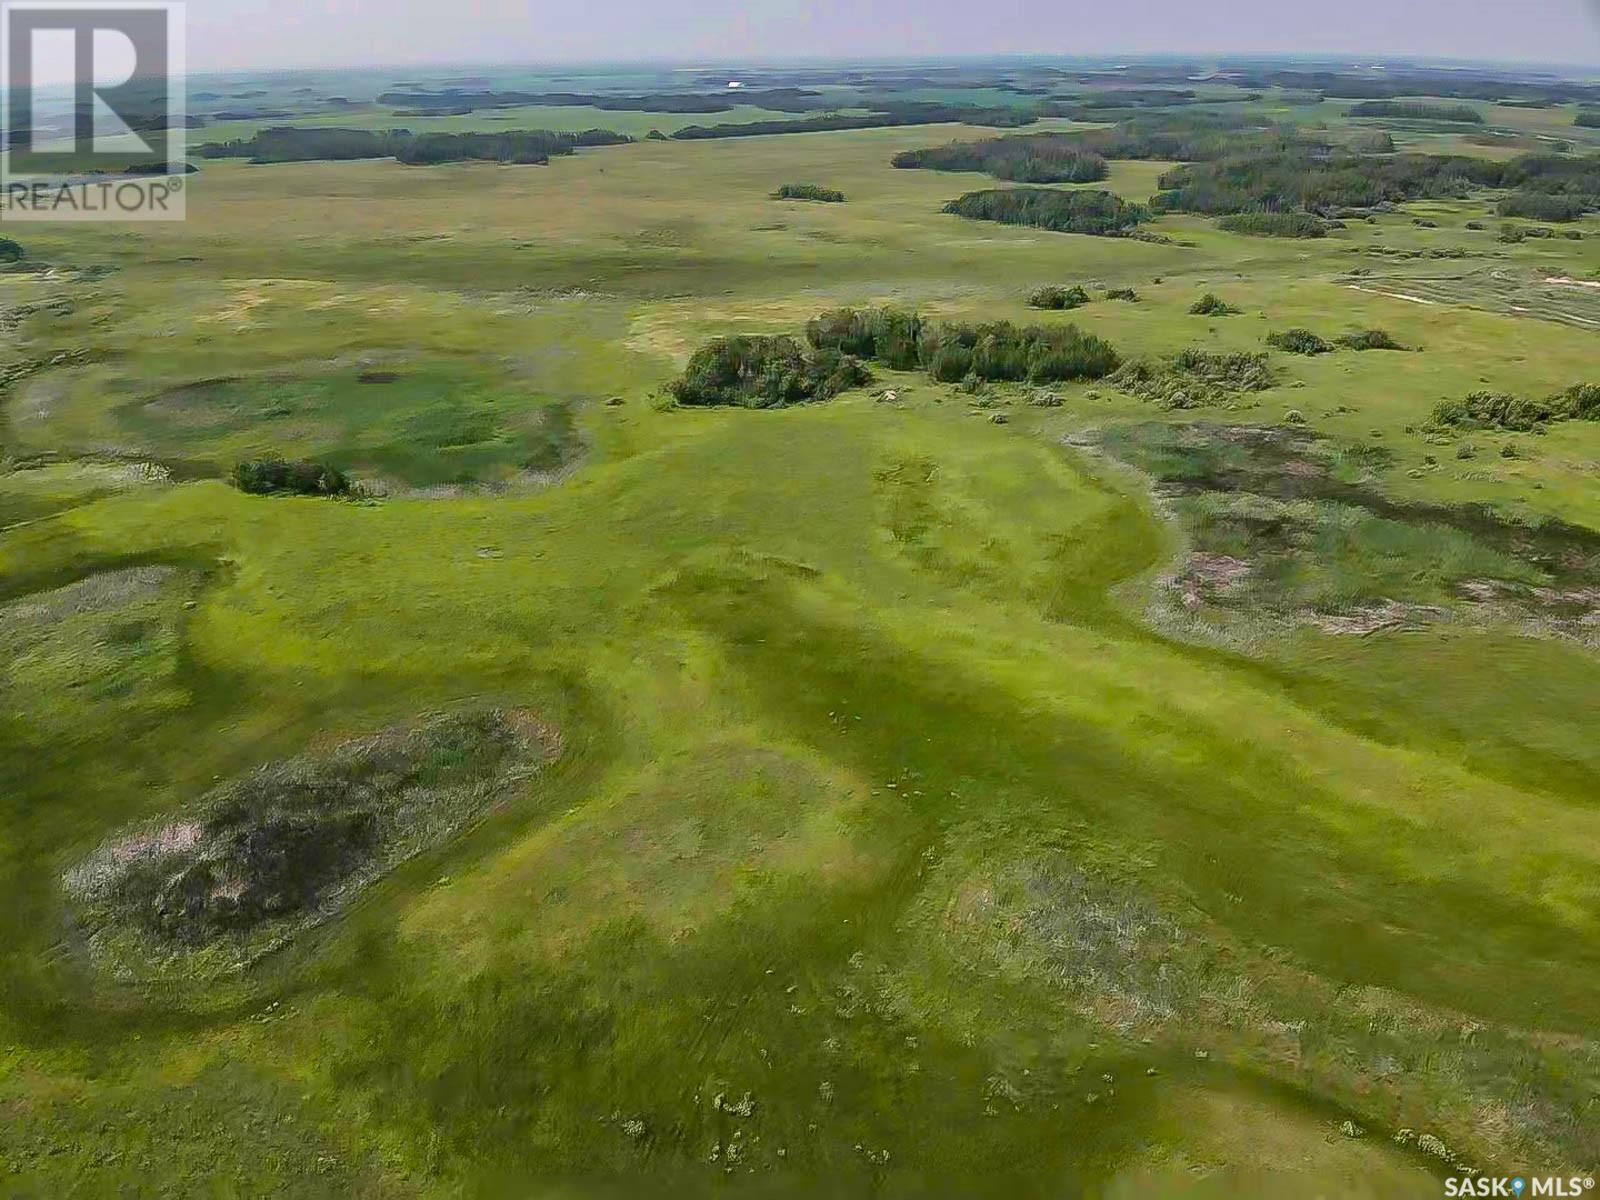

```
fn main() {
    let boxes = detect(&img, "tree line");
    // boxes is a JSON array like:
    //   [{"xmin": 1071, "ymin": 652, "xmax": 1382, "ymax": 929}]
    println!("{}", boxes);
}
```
[
  {"xmin": 196, "ymin": 126, "xmax": 630, "ymax": 165},
  {"xmin": 1346, "ymin": 101, "xmax": 1485, "ymax": 124}
]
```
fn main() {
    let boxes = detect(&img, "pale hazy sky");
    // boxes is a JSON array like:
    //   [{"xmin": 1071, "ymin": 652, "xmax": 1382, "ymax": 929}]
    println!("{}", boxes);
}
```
[{"xmin": 188, "ymin": 1, "xmax": 1600, "ymax": 73}]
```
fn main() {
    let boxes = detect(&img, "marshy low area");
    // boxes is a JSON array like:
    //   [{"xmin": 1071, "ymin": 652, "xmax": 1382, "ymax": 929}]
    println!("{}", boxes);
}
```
[
  {"xmin": 1093, "ymin": 421, "xmax": 1600, "ymax": 639},
  {"xmin": 65, "ymin": 708, "xmax": 562, "ymax": 986}
]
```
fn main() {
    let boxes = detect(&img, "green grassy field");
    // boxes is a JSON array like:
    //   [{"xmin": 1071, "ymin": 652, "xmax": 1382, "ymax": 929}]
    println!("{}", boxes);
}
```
[{"xmin": 1, "ymin": 72, "xmax": 1598, "ymax": 1198}]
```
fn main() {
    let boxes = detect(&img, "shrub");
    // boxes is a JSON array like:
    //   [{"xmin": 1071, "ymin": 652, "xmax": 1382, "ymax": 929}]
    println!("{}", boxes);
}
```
[
  {"xmin": 1552, "ymin": 382, "xmax": 1600, "ymax": 420},
  {"xmin": 1430, "ymin": 391, "xmax": 1559, "ymax": 431},
  {"xmin": 1105, "ymin": 287, "xmax": 1140, "ymax": 302},
  {"xmin": 232, "ymin": 458, "xmax": 352, "ymax": 496},
  {"xmin": 1028, "ymin": 284, "xmax": 1091, "ymax": 310},
  {"xmin": 0, "ymin": 237, "xmax": 23, "ymax": 263},
  {"xmin": 941, "ymin": 188, "xmax": 1150, "ymax": 236},
  {"xmin": 1266, "ymin": 328, "xmax": 1335, "ymax": 355},
  {"xmin": 1112, "ymin": 349, "xmax": 1274, "ymax": 408},
  {"xmin": 1218, "ymin": 212, "xmax": 1328, "ymax": 238},
  {"xmin": 1574, "ymin": 110, "xmax": 1600, "ymax": 129},
  {"xmin": 774, "ymin": 183, "xmax": 845, "ymax": 202},
  {"xmin": 1336, "ymin": 328, "xmax": 1406, "ymax": 351},
  {"xmin": 670, "ymin": 335, "xmax": 870, "ymax": 408},
  {"xmin": 1189, "ymin": 293, "xmax": 1240, "ymax": 316}
]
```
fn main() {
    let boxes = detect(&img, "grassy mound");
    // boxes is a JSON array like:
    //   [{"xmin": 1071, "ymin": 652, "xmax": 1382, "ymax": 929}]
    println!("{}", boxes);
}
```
[{"xmin": 66, "ymin": 708, "xmax": 560, "ymax": 982}]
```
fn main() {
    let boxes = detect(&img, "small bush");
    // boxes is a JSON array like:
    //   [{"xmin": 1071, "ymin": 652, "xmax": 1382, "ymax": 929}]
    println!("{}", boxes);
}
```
[
  {"xmin": 1218, "ymin": 211, "xmax": 1328, "ymax": 239},
  {"xmin": 1028, "ymin": 284, "xmax": 1091, "ymax": 310},
  {"xmin": 774, "ymin": 183, "xmax": 845, "ymax": 203},
  {"xmin": 1336, "ymin": 328, "xmax": 1406, "ymax": 351},
  {"xmin": 1266, "ymin": 328, "xmax": 1335, "ymax": 355},
  {"xmin": 1189, "ymin": 292, "xmax": 1240, "ymax": 316},
  {"xmin": 0, "ymin": 237, "xmax": 24, "ymax": 263},
  {"xmin": 1430, "ymin": 391, "xmax": 1559, "ymax": 431},
  {"xmin": 1105, "ymin": 287, "xmax": 1140, "ymax": 302},
  {"xmin": 232, "ymin": 458, "xmax": 352, "ymax": 496}
]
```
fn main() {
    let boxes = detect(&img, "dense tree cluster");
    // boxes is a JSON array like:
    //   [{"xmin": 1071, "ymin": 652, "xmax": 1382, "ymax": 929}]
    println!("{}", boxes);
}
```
[
  {"xmin": 801, "ymin": 306, "xmax": 1120, "ymax": 384},
  {"xmin": 916, "ymin": 320, "xmax": 1120, "ymax": 383},
  {"xmin": 941, "ymin": 188, "xmax": 1150, "ymax": 235},
  {"xmin": 805, "ymin": 308, "xmax": 926, "ymax": 369},
  {"xmin": 197, "ymin": 126, "xmax": 629, "ymax": 165},
  {"xmin": 1577, "ymin": 110, "xmax": 1600, "ymax": 129},
  {"xmin": 232, "ymin": 458, "xmax": 352, "ymax": 496},
  {"xmin": 1346, "ymin": 101, "xmax": 1485, "ymax": 123},
  {"xmin": 0, "ymin": 237, "xmax": 24, "ymax": 263},
  {"xmin": 773, "ymin": 183, "xmax": 845, "ymax": 202},
  {"xmin": 670, "ymin": 336, "xmax": 871, "ymax": 408},
  {"xmin": 1153, "ymin": 150, "xmax": 1510, "ymax": 215},
  {"xmin": 1497, "ymin": 192, "xmax": 1591, "ymax": 221},
  {"xmin": 894, "ymin": 115, "xmax": 1293, "ymax": 185},
  {"xmin": 893, "ymin": 134, "xmax": 1109, "ymax": 183}
]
